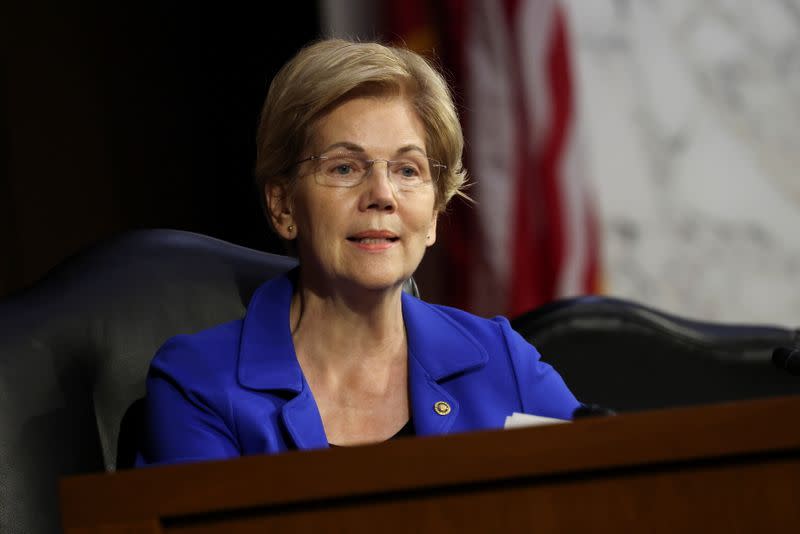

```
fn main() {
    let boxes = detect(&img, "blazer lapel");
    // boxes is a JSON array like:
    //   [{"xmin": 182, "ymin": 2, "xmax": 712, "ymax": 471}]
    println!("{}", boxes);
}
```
[
  {"xmin": 237, "ymin": 271, "xmax": 329, "ymax": 451},
  {"xmin": 402, "ymin": 293, "xmax": 489, "ymax": 436},
  {"xmin": 280, "ymin": 387, "xmax": 329, "ymax": 450},
  {"xmin": 408, "ymin": 356, "xmax": 459, "ymax": 435}
]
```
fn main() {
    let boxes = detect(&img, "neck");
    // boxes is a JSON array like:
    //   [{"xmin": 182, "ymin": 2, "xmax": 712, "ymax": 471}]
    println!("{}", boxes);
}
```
[{"xmin": 290, "ymin": 272, "xmax": 407, "ymax": 373}]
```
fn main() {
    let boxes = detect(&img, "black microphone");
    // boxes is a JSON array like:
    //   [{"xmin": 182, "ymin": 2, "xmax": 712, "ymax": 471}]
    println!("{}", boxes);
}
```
[
  {"xmin": 772, "ymin": 343, "xmax": 800, "ymax": 376},
  {"xmin": 573, "ymin": 403, "xmax": 617, "ymax": 419}
]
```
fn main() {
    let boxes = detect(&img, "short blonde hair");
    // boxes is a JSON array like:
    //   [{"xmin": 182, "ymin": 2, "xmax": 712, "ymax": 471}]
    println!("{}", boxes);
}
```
[{"xmin": 255, "ymin": 38, "xmax": 467, "ymax": 213}]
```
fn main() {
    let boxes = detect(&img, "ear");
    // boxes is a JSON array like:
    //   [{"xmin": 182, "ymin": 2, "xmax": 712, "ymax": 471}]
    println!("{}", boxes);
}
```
[
  {"xmin": 265, "ymin": 182, "xmax": 296, "ymax": 240},
  {"xmin": 425, "ymin": 210, "xmax": 438, "ymax": 246}
]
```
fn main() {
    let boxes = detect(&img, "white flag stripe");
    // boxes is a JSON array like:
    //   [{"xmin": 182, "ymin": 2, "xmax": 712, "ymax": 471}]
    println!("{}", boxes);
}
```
[
  {"xmin": 557, "ymin": 109, "xmax": 590, "ymax": 296},
  {"xmin": 518, "ymin": 0, "xmax": 557, "ymax": 149}
]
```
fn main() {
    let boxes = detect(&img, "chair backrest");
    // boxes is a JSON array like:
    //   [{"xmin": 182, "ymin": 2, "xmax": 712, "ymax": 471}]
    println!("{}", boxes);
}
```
[
  {"xmin": 0, "ymin": 229, "xmax": 302, "ymax": 534},
  {"xmin": 511, "ymin": 296, "xmax": 800, "ymax": 414}
]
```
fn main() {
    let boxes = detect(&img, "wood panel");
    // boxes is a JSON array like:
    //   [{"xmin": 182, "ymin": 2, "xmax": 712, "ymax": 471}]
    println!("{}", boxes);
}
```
[{"xmin": 61, "ymin": 395, "xmax": 800, "ymax": 533}]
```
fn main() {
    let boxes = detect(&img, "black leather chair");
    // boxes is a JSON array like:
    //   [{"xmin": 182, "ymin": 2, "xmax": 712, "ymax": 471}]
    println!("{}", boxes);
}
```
[
  {"xmin": 1, "ymin": 229, "xmax": 368, "ymax": 534},
  {"xmin": 511, "ymin": 296, "xmax": 800, "ymax": 413}
]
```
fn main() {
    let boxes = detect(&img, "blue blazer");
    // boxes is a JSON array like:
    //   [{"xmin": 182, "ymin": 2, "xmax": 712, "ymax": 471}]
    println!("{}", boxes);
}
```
[{"xmin": 136, "ymin": 272, "xmax": 580, "ymax": 466}]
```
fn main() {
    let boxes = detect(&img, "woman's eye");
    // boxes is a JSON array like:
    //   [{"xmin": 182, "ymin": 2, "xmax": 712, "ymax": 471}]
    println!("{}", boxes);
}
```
[
  {"xmin": 333, "ymin": 164, "xmax": 353, "ymax": 175},
  {"xmin": 395, "ymin": 164, "xmax": 421, "ymax": 178},
  {"xmin": 324, "ymin": 159, "xmax": 362, "ymax": 175}
]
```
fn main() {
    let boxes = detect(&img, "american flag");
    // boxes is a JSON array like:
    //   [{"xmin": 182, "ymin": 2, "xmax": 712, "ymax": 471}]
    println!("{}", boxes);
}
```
[{"xmin": 386, "ymin": 0, "xmax": 602, "ymax": 317}]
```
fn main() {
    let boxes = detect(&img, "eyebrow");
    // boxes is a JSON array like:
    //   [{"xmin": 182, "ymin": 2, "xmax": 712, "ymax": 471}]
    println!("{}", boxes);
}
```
[
  {"xmin": 320, "ymin": 142, "xmax": 428, "ymax": 157},
  {"xmin": 321, "ymin": 142, "xmax": 364, "ymax": 153}
]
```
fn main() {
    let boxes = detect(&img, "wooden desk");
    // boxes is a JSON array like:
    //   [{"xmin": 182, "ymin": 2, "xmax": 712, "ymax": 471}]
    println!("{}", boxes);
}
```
[{"xmin": 60, "ymin": 395, "xmax": 800, "ymax": 533}]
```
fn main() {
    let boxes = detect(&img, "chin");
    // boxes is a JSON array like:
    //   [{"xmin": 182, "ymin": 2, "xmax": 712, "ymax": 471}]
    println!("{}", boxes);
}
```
[
  {"xmin": 336, "ymin": 251, "xmax": 409, "ymax": 285},
  {"xmin": 341, "ymin": 263, "xmax": 413, "ymax": 293},
  {"xmin": 348, "ymin": 272, "xmax": 408, "ymax": 292}
]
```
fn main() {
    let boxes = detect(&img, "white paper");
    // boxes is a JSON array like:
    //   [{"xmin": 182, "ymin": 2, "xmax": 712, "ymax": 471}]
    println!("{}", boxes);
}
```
[{"xmin": 503, "ymin": 412, "xmax": 570, "ymax": 429}]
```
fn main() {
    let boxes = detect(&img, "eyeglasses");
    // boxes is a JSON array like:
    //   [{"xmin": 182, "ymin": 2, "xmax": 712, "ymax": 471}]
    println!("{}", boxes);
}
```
[{"xmin": 295, "ymin": 152, "xmax": 445, "ymax": 191}]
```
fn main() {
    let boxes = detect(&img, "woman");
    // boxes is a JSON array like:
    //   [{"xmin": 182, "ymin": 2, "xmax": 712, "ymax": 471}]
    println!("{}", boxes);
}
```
[{"xmin": 136, "ymin": 39, "xmax": 579, "ymax": 465}]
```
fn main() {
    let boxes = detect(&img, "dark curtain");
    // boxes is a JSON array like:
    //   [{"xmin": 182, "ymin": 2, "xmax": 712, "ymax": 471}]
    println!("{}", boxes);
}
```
[{"xmin": 1, "ymin": 2, "xmax": 319, "ymax": 297}]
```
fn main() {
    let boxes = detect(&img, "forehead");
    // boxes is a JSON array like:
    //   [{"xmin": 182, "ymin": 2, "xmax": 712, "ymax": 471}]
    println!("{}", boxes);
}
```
[{"xmin": 309, "ymin": 95, "xmax": 427, "ymax": 154}]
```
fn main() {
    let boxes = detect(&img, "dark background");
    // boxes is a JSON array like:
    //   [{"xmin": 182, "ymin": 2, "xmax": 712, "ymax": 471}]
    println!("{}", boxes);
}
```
[{"xmin": 1, "ymin": 2, "xmax": 321, "ymax": 297}]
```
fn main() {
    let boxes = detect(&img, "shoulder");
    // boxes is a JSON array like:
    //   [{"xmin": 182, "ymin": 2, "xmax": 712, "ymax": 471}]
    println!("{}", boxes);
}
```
[
  {"xmin": 410, "ymin": 298, "xmax": 517, "ymax": 346},
  {"xmin": 148, "ymin": 319, "xmax": 243, "ymax": 385},
  {"xmin": 403, "ymin": 295, "xmax": 528, "ymax": 374},
  {"xmin": 148, "ymin": 271, "xmax": 293, "ymax": 376},
  {"xmin": 422, "ymin": 302, "xmax": 547, "ymax": 370}
]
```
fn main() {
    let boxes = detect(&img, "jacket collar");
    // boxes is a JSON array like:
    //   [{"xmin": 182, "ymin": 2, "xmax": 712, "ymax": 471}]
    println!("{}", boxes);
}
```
[
  {"xmin": 236, "ymin": 271, "xmax": 489, "ymax": 445},
  {"xmin": 237, "ymin": 271, "xmax": 304, "ymax": 393},
  {"xmin": 237, "ymin": 271, "xmax": 328, "ymax": 449},
  {"xmin": 401, "ymin": 294, "xmax": 488, "ymax": 381}
]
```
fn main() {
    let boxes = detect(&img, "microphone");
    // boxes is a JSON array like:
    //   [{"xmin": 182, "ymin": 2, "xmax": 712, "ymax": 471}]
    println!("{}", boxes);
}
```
[
  {"xmin": 573, "ymin": 403, "xmax": 617, "ymax": 419},
  {"xmin": 772, "ymin": 342, "xmax": 800, "ymax": 376}
]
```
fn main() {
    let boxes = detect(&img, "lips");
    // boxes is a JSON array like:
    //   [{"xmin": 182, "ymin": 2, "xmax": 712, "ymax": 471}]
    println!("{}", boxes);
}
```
[{"xmin": 346, "ymin": 230, "xmax": 399, "ymax": 244}]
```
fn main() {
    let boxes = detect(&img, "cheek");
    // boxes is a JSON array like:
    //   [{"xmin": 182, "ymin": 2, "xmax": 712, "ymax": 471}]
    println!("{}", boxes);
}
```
[
  {"xmin": 404, "ymin": 207, "xmax": 436, "ymax": 236},
  {"xmin": 297, "ymin": 191, "xmax": 352, "ymax": 237},
  {"xmin": 406, "ymin": 194, "xmax": 437, "ymax": 232}
]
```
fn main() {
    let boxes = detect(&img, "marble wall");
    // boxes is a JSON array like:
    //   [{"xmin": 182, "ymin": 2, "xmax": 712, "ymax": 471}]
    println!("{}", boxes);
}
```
[{"xmin": 563, "ymin": 0, "xmax": 800, "ymax": 325}]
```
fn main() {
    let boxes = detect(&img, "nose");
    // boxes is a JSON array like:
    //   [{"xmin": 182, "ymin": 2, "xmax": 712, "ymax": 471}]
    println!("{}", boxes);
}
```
[{"xmin": 358, "ymin": 160, "xmax": 397, "ymax": 212}]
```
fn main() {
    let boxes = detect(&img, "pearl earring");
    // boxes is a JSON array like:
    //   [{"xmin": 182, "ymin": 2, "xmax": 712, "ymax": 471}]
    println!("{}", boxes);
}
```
[{"xmin": 288, "ymin": 225, "xmax": 294, "ymax": 232}]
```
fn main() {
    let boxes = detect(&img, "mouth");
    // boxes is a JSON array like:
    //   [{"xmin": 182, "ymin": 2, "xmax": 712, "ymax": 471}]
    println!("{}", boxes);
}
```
[{"xmin": 346, "ymin": 230, "xmax": 400, "ymax": 245}]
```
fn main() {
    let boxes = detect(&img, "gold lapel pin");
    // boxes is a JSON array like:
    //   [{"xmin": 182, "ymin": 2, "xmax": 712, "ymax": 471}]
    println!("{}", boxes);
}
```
[{"xmin": 434, "ymin": 401, "xmax": 451, "ymax": 416}]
